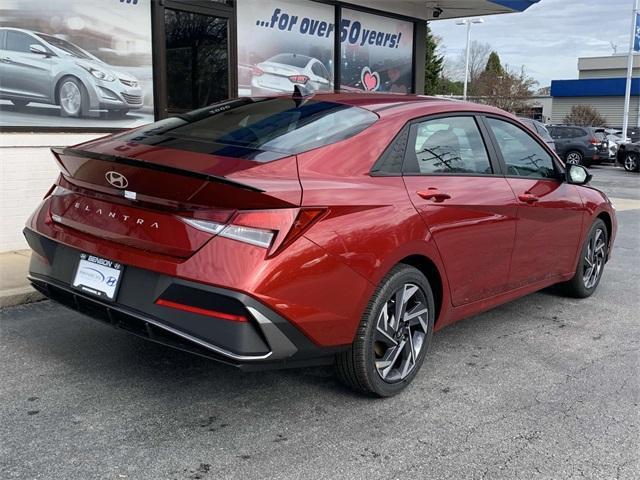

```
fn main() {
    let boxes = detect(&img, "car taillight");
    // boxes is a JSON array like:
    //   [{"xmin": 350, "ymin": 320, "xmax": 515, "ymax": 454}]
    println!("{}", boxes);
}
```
[
  {"xmin": 251, "ymin": 66, "xmax": 264, "ymax": 76},
  {"xmin": 180, "ymin": 207, "xmax": 326, "ymax": 255},
  {"xmin": 590, "ymin": 138, "xmax": 599, "ymax": 145},
  {"xmin": 288, "ymin": 75, "xmax": 309, "ymax": 85}
]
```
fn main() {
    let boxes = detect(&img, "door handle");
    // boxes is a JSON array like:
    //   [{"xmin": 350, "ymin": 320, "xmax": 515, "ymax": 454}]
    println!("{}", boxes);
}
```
[
  {"xmin": 518, "ymin": 193, "xmax": 539, "ymax": 204},
  {"xmin": 417, "ymin": 189, "xmax": 451, "ymax": 202},
  {"xmin": 0, "ymin": 57, "xmax": 11, "ymax": 63}
]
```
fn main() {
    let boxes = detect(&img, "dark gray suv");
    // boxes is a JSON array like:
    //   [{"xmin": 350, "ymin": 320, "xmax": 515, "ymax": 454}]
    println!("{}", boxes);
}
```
[
  {"xmin": 0, "ymin": 28, "xmax": 143, "ymax": 118},
  {"xmin": 546, "ymin": 125, "xmax": 608, "ymax": 167}
]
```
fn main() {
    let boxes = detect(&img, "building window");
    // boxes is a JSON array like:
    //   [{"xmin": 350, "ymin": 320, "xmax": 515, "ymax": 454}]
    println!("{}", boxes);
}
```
[{"xmin": 164, "ymin": 9, "xmax": 229, "ymax": 114}]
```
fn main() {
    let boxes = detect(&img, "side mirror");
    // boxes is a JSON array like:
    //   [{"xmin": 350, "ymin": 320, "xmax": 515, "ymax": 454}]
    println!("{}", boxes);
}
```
[
  {"xmin": 29, "ymin": 44, "xmax": 48, "ymax": 55},
  {"xmin": 566, "ymin": 164, "xmax": 592, "ymax": 185}
]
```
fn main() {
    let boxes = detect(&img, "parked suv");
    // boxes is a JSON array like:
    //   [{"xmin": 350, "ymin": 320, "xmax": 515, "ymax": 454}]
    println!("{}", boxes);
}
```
[
  {"xmin": 546, "ymin": 125, "xmax": 608, "ymax": 166},
  {"xmin": 0, "ymin": 27, "xmax": 143, "ymax": 117}
]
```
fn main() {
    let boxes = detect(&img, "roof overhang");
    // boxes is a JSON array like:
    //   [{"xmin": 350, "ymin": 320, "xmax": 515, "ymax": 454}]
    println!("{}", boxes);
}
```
[{"xmin": 344, "ymin": 0, "xmax": 541, "ymax": 21}]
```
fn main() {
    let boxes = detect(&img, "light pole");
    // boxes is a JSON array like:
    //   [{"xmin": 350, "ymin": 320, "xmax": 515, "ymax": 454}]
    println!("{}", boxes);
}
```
[{"xmin": 456, "ymin": 18, "xmax": 484, "ymax": 101}]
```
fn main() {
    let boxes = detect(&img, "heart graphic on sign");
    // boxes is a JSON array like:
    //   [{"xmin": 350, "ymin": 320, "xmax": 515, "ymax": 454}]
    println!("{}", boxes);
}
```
[{"xmin": 361, "ymin": 67, "xmax": 380, "ymax": 92}]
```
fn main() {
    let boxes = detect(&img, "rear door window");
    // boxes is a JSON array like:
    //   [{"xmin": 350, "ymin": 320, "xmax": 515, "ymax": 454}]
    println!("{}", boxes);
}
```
[
  {"xmin": 547, "ymin": 126, "xmax": 564, "ymax": 139},
  {"xmin": 406, "ymin": 116, "xmax": 493, "ymax": 175},
  {"xmin": 570, "ymin": 128, "xmax": 586, "ymax": 138}
]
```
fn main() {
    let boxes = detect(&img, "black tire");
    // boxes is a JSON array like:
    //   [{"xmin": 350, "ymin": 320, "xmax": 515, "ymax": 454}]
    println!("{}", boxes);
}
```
[
  {"xmin": 10, "ymin": 99, "xmax": 29, "ymax": 109},
  {"xmin": 623, "ymin": 152, "xmax": 640, "ymax": 172},
  {"xmin": 565, "ymin": 150, "xmax": 584, "ymax": 166},
  {"xmin": 57, "ymin": 76, "xmax": 88, "ymax": 117},
  {"xmin": 561, "ymin": 219, "xmax": 608, "ymax": 298},
  {"xmin": 335, "ymin": 264, "xmax": 435, "ymax": 397}
]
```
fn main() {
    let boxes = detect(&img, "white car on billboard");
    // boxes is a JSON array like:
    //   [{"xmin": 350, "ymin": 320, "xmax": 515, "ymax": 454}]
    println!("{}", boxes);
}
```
[
  {"xmin": 251, "ymin": 53, "xmax": 332, "ymax": 96},
  {"xmin": 0, "ymin": 27, "xmax": 144, "ymax": 118}
]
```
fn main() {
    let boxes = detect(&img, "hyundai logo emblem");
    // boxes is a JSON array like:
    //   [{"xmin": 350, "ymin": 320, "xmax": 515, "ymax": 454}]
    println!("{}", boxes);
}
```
[{"xmin": 105, "ymin": 171, "xmax": 128, "ymax": 189}]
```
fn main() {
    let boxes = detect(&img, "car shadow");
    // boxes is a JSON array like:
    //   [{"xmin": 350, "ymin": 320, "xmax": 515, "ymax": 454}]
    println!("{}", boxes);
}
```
[{"xmin": 4, "ymin": 286, "xmax": 576, "ymax": 402}]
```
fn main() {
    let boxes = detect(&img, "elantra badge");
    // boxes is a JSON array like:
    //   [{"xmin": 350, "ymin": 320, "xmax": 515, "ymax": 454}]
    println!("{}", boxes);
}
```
[{"xmin": 105, "ymin": 171, "xmax": 128, "ymax": 189}]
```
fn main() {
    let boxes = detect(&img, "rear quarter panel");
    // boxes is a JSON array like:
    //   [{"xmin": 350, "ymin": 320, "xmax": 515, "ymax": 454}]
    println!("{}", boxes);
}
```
[{"xmin": 297, "ymin": 118, "xmax": 452, "ymax": 330}]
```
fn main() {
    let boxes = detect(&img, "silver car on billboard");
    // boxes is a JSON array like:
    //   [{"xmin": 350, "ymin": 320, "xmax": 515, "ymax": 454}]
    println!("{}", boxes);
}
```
[
  {"xmin": 251, "ymin": 53, "xmax": 332, "ymax": 96},
  {"xmin": 0, "ymin": 27, "xmax": 143, "ymax": 118}
]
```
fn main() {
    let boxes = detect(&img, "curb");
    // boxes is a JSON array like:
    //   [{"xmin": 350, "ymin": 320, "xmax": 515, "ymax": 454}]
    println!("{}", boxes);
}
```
[{"xmin": 0, "ymin": 286, "xmax": 45, "ymax": 309}]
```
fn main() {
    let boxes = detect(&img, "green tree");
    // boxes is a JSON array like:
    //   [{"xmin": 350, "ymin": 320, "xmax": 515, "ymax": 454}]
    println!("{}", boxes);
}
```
[
  {"xmin": 424, "ymin": 25, "xmax": 444, "ymax": 95},
  {"xmin": 436, "ymin": 77, "xmax": 464, "ymax": 96},
  {"xmin": 484, "ymin": 51, "xmax": 504, "ymax": 76}
]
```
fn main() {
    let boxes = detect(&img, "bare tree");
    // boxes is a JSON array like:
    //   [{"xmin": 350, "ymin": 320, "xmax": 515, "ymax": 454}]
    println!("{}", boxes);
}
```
[
  {"xmin": 475, "ymin": 66, "xmax": 537, "ymax": 112},
  {"xmin": 563, "ymin": 105, "xmax": 607, "ymax": 127},
  {"xmin": 454, "ymin": 40, "xmax": 492, "ymax": 95}
]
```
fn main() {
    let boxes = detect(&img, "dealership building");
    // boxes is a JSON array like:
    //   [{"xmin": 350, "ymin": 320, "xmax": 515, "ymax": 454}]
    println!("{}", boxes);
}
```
[
  {"xmin": 550, "ymin": 54, "xmax": 640, "ymax": 127},
  {"xmin": 0, "ymin": 0, "xmax": 540, "ymax": 252}
]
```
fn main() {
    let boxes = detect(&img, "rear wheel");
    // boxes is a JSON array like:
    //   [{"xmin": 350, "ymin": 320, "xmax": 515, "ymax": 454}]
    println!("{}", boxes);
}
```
[
  {"xmin": 565, "ymin": 150, "xmax": 583, "ymax": 166},
  {"xmin": 335, "ymin": 265, "xmax": 434, "ymax": 397},
  {"xmin": 624, "ymin": 152, "xmax": 639, "ymax": 172},
  {"xmin": 561, "ymin": 219, "xmax": 608, "ymax": 298}
]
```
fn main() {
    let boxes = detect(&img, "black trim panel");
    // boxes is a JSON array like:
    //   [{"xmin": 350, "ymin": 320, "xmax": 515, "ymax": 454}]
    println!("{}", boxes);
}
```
[{"xmin": 25, "ymin": 229, "xmax": 347, "ymax": 370}]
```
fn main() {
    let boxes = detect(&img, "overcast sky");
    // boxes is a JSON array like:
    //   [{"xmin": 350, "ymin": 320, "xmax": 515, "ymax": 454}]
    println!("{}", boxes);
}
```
[{"xmin": 429, "ymin": 0, "xmax": 633, "ymax": 88}]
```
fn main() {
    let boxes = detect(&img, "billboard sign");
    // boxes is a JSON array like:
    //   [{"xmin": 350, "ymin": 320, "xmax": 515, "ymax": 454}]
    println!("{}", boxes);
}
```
[
  {"xmin": 237, "ymin": 0, "xmax": 414, "ymax": 96},
  {"xmin": 0, "ymin": 0, "xmax": 154, "ymax": 129}
]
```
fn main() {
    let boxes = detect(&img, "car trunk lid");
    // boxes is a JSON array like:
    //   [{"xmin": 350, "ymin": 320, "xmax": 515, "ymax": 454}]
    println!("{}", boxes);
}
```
[{"xmin": 49, "ymin": 141, "xmax": 301, "ymax": 257}]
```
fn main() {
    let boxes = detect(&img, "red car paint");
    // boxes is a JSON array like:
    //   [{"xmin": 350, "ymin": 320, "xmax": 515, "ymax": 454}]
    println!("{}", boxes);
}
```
[{"xmin": 25, "ymin": 94, "xmax": 617, "ymax": 357}]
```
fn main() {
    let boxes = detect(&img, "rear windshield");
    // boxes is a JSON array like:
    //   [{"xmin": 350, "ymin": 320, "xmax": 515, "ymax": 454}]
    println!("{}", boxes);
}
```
[
  {"xmin": 118, "ymin": 97, "xmax": 378, "ymax": 161},
  {"xmin": 268, "ymin": 53, "xmax": 311, "ymax": 68},
  {"xmin": 534, "ymin": 122, "xmax": 553, "ymax": 141}
]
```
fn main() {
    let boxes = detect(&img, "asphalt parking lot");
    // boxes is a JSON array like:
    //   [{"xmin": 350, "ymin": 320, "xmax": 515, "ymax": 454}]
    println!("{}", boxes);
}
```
[{"xmin": 1, "ymin": 165, "xmax": 638, "ymax": 480}]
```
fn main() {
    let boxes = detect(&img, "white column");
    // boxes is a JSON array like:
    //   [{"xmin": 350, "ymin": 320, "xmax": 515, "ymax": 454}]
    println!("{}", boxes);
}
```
[{"xmin": 622, "ymin": 0, "xmax": 639, "ymax": 140}]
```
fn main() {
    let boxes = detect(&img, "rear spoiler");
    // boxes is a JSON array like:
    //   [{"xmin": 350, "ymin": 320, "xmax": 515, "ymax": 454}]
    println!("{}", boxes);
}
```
[{"xmin": 51, "ymin": 147, "xmax": 264, "ymax": 193}]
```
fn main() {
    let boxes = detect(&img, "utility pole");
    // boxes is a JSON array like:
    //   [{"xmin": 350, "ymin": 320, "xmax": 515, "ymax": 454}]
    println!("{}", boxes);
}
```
[
  {"xmin": 622, "ymin": 0, "xmax": 639, "ymax": 140},
  {"xmin": 456, "ymin": 18, "xmax": 484, "ymax": 101}
]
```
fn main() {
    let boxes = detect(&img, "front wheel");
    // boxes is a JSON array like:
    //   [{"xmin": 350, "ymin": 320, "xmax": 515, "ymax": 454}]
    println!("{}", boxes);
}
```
[
  {"xmin": 57, "ymin": 77, "xmax": 86, "ymax": 117},
  {"xmin": 624, "ymin": 152, "xmax": 639, "ymax": 172},
  {"xmin": 335, "ymin": 264, "xmax": 434, "ymax": 397},
  {"xmin": 561, "ymin": 219, "xmax": 608, "ymax": 298}
]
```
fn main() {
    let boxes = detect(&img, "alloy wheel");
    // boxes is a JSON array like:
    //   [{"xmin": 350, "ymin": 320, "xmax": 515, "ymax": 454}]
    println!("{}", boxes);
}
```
[
  {"xmin": 373, "ymin": 283, "xmax": 429, "ymax": 383},
  {"xmin": 566, "ymin": 152, "xmax": 582, "ymax": 165},
  {"xmin": 60, "ymin": 81, "xmax": 82, "ymax": 116},
  {"xmin": 624, "ymin": 153, "xmax": 638, "ymax": 172},
  {"xmin": 583, "ymin": 228, "xmax": 606, "ymax": 289}
]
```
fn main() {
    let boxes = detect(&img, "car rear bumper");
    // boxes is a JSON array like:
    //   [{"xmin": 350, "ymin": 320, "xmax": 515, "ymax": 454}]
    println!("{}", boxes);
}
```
[{"xmin": 25, "ymin": 229, "xmax": 343, "ymax": 370}]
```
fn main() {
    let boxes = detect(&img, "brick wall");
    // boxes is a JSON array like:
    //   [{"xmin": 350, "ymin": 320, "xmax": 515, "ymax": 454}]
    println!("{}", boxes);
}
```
[{"xmin": 0, "ymin": 133, "xmax": 106, "ymax": 252}]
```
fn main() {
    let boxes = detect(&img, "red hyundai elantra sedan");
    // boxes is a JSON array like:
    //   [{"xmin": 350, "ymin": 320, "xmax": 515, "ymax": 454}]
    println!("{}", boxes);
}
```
[{"xmin": 25, "ymin": 93, "xmax": 616, "ymax": 396}]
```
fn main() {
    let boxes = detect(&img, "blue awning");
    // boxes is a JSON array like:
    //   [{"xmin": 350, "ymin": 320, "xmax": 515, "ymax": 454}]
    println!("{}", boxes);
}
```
[
  {"xmin": 488, "ymin": 0, "xmax": 541, "ymax": 12},
  {"xmin": 551, "ymin": 78, "xmax": 639, "ymax": 97}
]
